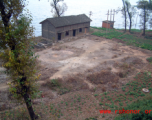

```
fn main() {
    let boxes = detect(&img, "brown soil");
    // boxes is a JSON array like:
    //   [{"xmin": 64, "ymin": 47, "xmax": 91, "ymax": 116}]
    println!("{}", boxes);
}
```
[{"xmin": 0, "ymin": 33, "xmax": 152, "ymax": 120}]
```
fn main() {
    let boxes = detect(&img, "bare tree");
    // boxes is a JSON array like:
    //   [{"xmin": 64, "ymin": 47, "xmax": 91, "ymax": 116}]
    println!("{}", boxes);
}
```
[
  {"xmin": 50, "ymin": 0, "xmax": 68, "ymax": 17},
  {"xmin": 137, "ymin": 0, "xmax": 149, "ymax": 36},
  {"xmin": 122, "ymin": 0, "xmax": 127, "ymax": 32},
  {"xmin": 125, "ymin": 1, "xmax": 136, "ymax": 33}
]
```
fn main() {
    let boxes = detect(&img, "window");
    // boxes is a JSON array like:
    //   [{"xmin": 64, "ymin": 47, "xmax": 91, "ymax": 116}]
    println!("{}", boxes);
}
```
[
  {"xmin": 79, "ymin": 28, "xmax": 82, "ymax": 32},
  {"xmin": 65, "ymin": 31, "xmax": 69, "ymax": 36}
]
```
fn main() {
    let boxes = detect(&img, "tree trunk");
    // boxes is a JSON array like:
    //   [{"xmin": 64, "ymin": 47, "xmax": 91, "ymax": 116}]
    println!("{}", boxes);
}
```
[
  {"xmin": 122, "ymin": 0, "xmax": 126, "ymax": 32},
  {"xmin": 23, "ymin": 92, "xmax": 38, "ymax": 120},
  {"xmin": 53, "ymin": 0, "xmax": 60, "ymax": 17},
  {"xmin": 128, "ymin": 14, "xmax": 131, "ymax": 32},
  {"xmin": 125, "ymin": 12, "xmax": 127, "ymax": 32},
  {"xmin": 130, "ymin": 18, "xmax": 132, "ymax": 32},
  {"xmin": 142, "ymin": 5, "xmax": 146, "ymax": 36},
  {"xmin": 20, "ymin": 76, "xmax": 38, "ymax": 120}
]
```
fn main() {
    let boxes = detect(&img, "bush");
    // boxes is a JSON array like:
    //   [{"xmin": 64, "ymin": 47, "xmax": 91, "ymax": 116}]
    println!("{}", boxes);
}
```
[
  {"xmin": 140, "ymin": 44, "xmax": 152, "ymax": 50},
  {"xmin": 43, "ymin": 79, "xmax": 61, "ymax": 89},
  {"xmin": 58, "ymin": 87, "xmax": 70, "ymax": 95},
  {"xmin": 146, "ymin": 57, "xmax": 152, "ymax": 63}
]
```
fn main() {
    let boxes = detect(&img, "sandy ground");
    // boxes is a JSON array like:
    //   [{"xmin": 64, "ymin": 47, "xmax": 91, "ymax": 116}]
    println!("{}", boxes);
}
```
[
  {"xmin": 36, "ymin": 36, "xmax": 150, "ymax": 80},
  {"xmin": 0, "ymin": 35, "xmax": 151, "ymax": 91}
]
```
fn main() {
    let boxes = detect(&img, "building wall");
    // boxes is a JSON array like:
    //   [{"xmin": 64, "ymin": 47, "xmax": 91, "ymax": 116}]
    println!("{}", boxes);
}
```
[
  {"xmin": 48, "ymin": 22, "xmax": 56, "ymax": 41},
  {"xmin": 56, "ymin": 22, "xmax": 90, "ymax": 33},
  {"xmin": 42, "ymin": 21, "xmax": 57, "ymax": 41},
  {"xmin": 102, "ymin": 22, "xmax": 114, "ymax": 29},
  {"xmin": 42, "ymin": 22, "xmax": 90, "ymax": 41},
  {"xmin": 42, "ymin": 21, "xmax": 49, "ymax": 38}
]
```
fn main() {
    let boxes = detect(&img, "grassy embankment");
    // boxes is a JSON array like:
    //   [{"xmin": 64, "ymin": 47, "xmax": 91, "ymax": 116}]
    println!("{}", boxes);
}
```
[{"xmin": 91, "ymin": 26, "xmax": 152, "ymax": 50}]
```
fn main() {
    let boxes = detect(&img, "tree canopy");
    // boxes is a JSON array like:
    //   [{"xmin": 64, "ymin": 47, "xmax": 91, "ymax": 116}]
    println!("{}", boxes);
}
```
[{"xmin": 0, "ymin": 0, "xmax": 40, "ymax": 119}]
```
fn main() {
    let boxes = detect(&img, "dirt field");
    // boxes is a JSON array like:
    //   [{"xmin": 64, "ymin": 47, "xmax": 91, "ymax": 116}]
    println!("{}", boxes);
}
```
[
  {"xmin": 1, "ymin": 33, "xmax": 152, "ymax": 120},
  {"xmin": 36, "ymin": 35, "xmax": 151, "ymax": 87}
]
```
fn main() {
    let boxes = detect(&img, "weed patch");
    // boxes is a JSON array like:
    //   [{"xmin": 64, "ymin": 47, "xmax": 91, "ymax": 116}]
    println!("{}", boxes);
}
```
[{"xmin": 146, "ymin": 57, "xmax": 152, "ymax": 63}]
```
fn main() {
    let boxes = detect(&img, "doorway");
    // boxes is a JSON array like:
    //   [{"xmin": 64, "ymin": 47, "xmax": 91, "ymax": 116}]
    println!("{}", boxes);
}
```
[
  {"xmin": 73, "ymin": 30, "xmax": 76, "ymax": 36},
  {"xmin": 85, "ymin": 28, "xmax": 87, "ymax": 33},
  {"xmin": 58, "ymin": 33, "xmax": 61, "ymax": 40}
]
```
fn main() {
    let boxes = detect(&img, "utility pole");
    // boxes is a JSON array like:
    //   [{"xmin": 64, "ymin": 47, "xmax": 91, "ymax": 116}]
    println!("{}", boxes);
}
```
[
  {"xmin": 113, "ymin": 9, "xmax": 115, "ymax": 22},
  {"xmin": 109, "ymin": 9, "xmax": 112, "ymax": 31},
  {"xmin": 89, "ymin": 11, "xmax": 93, "ymax": 18},
  {"xmin": 106, "ymin": 10, "xmax": 109, "ymax": 36},
  {"xmin": 135, "ymin": 12, "xmax": 139, "ymax": 29},
  {"xmin": 110, "ymin": 9, "xmax": 112, "ymax": 22},
  {"xmin": 113, "ymin": 9, "xmax": 115, "ymax": 31}
]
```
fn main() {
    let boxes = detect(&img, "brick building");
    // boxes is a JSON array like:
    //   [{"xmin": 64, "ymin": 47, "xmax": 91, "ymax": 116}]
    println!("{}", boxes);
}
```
[
  {"xmin": 102, "ymin": 20, "xmax": 115, "ymax": 29},
  {"xmin": 40, "ymin": 14, "xmax": 92, "ymax": 41}
]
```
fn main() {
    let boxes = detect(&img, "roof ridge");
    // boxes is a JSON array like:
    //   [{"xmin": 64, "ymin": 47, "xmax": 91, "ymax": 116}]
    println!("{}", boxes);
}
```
[{"xmin": 40, "ymin": 14, "xmax": 92, "ymax": 27}]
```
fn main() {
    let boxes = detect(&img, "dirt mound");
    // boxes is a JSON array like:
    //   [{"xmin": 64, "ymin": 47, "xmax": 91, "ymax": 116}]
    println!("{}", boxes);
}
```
[
  {"xmin": 86, "ymin": 70, "xmax": 119, "ymax": 84},
  {"xmin": 122, "ymin": 57, "xmax": 143, "ymax": 64},
  {"xmin": 42, "ymin": 73, "xmax": 90, "ymax": 95}
]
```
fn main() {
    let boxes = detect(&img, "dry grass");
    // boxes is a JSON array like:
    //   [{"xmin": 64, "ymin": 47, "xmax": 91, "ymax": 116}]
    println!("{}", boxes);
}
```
[
  {"xmin": 52, "ymin": 46, "xmax": 62, "ymax": 51},
  {"xmin": 1, "ymin": 64, "xmax": 152, "ymax": 120},
  {"xmin": 42, "ymin": 73, "xmax": 90, "ymax": 95},
  {"xmin": 86, "ymin": 70, "xmax": 119, "ymax": 85},
  {"xmin": 112, "ymin": 55, "xmax": 118, "ymax": 59},
  {"xmin": 38, "ymin": 66, "xmax": 58, "ymax": 81},
  {"xmin": 111, "ymin": 45, "xmax": 119, "ymax": 51}
]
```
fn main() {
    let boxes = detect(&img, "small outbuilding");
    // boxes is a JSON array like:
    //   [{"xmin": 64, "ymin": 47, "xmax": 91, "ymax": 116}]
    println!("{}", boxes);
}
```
[
  {"xmin": 102, "ymin": 20, "xmax": 115, "ymax": 29},
  {"xmin": 40, "ymin": 14, "xmax": 92, "ymax": 42}
]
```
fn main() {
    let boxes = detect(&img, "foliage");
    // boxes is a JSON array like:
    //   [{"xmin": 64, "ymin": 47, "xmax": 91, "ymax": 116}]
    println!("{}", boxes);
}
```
[
  {"xmin": 131, "ymin": 29, "xmax": 141, "ymax": 32},
  {"xmin": 91, "ymin": 26, "xmax": 107, "ymax": 31},
  {"xmin": 114, "ymin": 96, "xmax": 152, "ymax": 120},
  {"xmin": 0, "ymin": 14, "xmax": 40, "ymax": 101},
  {"xmin": 0, "ymin": 0, "xmax": 40, "ymax": 119},
  {"xmin": 146, "ymin": 57, "xmax": 152, "ymax": 62},
  {"xmin": 47, "ymin": 79, "xmax": 61, "ymax": 88},
  {"xmin": 85, "ymin": 117, "xmax": 98, "ymax": 120},
  {"xmin": 91, "ymin": 27, "xmax": 152, "ymax": 51},
  {"xmin": 92, "ymin": 30, "xmax": 123, "ymax": 39}
]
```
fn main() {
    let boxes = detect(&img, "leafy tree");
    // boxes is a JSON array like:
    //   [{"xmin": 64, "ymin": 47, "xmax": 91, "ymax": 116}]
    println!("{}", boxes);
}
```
[
  {"xmin": 125, "ymin": 1, "xmax": 136, "ymax": 33},
  {"xmin": 50, "ymin": 0, "xmax": 68, "ymax": 17},
  {"xmin": 0, "ymin": 0, "xmax": 40, "ymax": 119}
]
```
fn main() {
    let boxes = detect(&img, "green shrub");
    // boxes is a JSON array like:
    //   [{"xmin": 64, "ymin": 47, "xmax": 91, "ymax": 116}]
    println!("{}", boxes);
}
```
[
  {"xmin": 140, "ymin": 43, "xmax": 152, "ymax": 50},
  {"xmin": 59, "ymin": 87, "xmax": 70, "ymax": 95},
  {"xmin": 44, "ymin": 79, "xmax": 61, "ymax": 89},
  {"xmin": 50, "ymin": 79, "xmax": 61, "ymax": 87},
  {"xmin": 85, "ymin": 117, "xmax": 97, "ymax": 120},
  {"xmin": 146, "ymin": 57, "xmax": 152, "ymax": 62}
]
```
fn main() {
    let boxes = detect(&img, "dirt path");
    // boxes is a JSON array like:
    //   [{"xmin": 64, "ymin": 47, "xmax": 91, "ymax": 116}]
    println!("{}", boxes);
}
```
[{"xmin": 50, "ymin": 40, "xmax": 109, "ymax": 79}]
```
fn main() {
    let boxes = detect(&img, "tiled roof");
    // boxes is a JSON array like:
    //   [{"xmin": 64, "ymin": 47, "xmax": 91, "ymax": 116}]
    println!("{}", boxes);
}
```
[{"xmin": 40, "ymin": 14, "xmax": 92, "ymax": 27}]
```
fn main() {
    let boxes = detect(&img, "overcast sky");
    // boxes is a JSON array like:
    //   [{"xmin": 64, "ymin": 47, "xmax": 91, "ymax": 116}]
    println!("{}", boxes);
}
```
[{"xmin": 24, "ymin": 0, "xmax": 141, "ymax": 36}]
